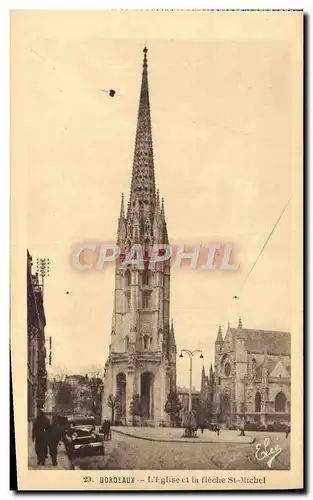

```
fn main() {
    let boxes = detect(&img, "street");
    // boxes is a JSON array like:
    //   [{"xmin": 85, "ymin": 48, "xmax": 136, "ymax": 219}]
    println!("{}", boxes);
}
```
[
  {"xmin": 103, "ymin": 431, "xmax": 290, "ymax": 471},
  {"xmin": 28, "ymin": 430, "xmax": 290, "ymax": 471}
]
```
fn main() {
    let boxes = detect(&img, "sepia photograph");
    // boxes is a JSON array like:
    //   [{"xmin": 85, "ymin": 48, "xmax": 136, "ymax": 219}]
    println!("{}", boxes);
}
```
[{"xmin": 11, "ymin": 9, "xmax": 303, "ymax": 490}]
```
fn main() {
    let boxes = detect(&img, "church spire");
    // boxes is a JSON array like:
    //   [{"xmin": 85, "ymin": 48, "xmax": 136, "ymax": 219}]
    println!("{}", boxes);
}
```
[
  {"xmin": 119, "ymin": 192, "xmax": 125, "ymax": 219},
  {"xmin": 117, "ymin": 193, "xmax": 126, "ymax": 243},
  {"xmin": 216, "ymin": 324, "xmax": 223, "ymax": 343},
  {"xmin": 127, "ymin": 46, "xmax": 156, "ymax": 219}
]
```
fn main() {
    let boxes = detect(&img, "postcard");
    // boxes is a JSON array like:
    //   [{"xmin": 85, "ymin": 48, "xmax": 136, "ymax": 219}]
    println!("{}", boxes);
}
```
[{"xmin": 11, "ymin": 9, "xmax": 303, "ymax": 491}]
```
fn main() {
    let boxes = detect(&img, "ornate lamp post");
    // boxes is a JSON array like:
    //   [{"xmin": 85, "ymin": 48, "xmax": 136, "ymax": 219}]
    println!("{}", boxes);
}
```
[{"xmin": 179, "ymin": 349, "xmax": 204, "ymax": 412}]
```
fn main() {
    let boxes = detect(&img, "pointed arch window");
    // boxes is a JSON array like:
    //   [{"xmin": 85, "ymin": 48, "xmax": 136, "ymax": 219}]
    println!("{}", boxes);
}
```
[
  {"xmin": 255, "ymin": 391, "xmax": 261, "ymax": 412},
  {"xmin": 125, "ymin": 293, "xmax": 131, "ymax": 310},
  {"xmin": 252, "ymin": 358, "xmax": 257, "ymax": 378},
  {"xmin": 126, "ymin": 270, "xmax": 131, "ymax": 287},
  {"xmin": 142, "ymin": 271, "xmax": 150, "ymax": 286},
  {"xmin": 142, "ymin": 291, "xmax": 150, "ymax": 309},
  {"xmin": 224, "ymin": 362, "xmax": 231, "ymax": 377},
  {"xmin": 275, "ymin": 391, "xmax": 286, "ymax": 412}
]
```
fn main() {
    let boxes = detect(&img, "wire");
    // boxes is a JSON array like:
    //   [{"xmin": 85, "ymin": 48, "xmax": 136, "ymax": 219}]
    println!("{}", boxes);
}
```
[{"xmin": 240, "ymin": 196, "xmax": 292, "ymax": 291}]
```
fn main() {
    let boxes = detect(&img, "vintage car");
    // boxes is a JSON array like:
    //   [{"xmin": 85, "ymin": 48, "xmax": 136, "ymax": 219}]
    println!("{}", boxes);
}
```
[
  {"xmin": 64, "ymin": 424, "xmax": 104, "ymax": 458},
  {"xmin": 63, "ymin": 416, "xmax": 104, "ymax": 459}
]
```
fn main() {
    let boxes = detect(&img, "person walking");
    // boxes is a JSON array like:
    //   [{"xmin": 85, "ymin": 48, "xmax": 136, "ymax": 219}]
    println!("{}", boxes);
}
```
[
  {"xmin": 47, "ymin": 415, "xmax": 60, "ymax": 466},
  {"xmin": 216, "ymin": 425, "xmax": 220, "ymax": 436},
  {"xmin": 32, "ymin": 409, "xmax": 50, "ymax": 466},
  {"xmin": 239, "ymin": 417, "xmax": 246, "ymax": 436}
]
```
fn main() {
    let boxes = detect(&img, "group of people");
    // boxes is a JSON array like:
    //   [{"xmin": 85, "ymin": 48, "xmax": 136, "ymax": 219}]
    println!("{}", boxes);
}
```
[{"xmin": 32, "ymin": 410, "xmax": 60, "ymax": 466}]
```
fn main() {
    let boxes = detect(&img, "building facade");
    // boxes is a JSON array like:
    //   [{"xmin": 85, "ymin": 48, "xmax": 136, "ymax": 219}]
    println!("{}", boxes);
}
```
[
  {"xmin": 102, "ymin": 47, "xmax": 177, "ymax": 426},
  {"xmin": 201, "ymin": 318, "xmax": 291, "ymax": 427},
  {"xmin": 27, "ymin": 250, "xmax": 47, "ymax": 421}
]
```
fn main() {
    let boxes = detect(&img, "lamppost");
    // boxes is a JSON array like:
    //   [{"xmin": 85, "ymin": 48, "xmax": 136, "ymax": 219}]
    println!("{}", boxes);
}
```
[
  {"xmin": 179, "ymin": 349, "xmax": 204, "ymax": 412},
  {"xmin": 36, "ymin": 257, "xmax": 50, "ymax": 298}
]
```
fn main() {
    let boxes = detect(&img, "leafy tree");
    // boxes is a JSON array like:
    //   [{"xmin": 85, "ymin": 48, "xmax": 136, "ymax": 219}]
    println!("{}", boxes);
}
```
[
  {"xmin": 129, "ymin": 394, "xmax": 143, "ymax": 426},
  {"xmin": 107, "ymin": 394, "xmax": 120, "ymax": 423},
  {"xmin": 164, "ymin": 391, "xmax": 183, "ymax": 426},
  {"xmin": 55, "ymin": 381, "xmax": 74, "ymax": 413}
]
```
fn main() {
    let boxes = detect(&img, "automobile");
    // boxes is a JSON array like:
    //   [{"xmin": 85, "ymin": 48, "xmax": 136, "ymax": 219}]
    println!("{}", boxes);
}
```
[
  {"xmin": 206, "ymin": 421, "xmax": 218, "ymax": 431},
  {"xmin": 64, "ymin": 424, "xmax": 104, "ymax": 459}
]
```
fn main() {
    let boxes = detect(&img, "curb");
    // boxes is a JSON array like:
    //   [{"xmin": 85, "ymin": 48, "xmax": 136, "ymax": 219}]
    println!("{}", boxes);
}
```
[{"xmin": 112, "ymin": 428, "xmax": 255, "ymax": 445}]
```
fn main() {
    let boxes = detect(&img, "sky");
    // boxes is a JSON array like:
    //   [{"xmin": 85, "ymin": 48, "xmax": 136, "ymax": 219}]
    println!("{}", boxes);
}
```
[{"xmin": 14, "ymin": 12, "xmax": 301, "ymax": 389}]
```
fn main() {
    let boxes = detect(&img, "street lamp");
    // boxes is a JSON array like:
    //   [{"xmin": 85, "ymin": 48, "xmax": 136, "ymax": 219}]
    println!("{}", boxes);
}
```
[
  {"xmin": 179, "ymin": 349, "xmax": 204, "ymax": 412},
  {"xmin": 36, "ymin": 257, "xmax": 50, "ymax": 298}
]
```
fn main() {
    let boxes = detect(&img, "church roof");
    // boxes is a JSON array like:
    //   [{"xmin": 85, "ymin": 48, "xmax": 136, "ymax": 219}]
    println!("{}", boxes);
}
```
[{"xmin": 230, "ymin": 328, "xmax": 290, "ymax": 355}]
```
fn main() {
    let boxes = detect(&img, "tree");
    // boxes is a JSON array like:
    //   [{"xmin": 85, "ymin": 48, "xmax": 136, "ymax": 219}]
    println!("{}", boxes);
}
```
[
  {"xmin": 129, "ymin": 394, "xmax": 143, "ymax": 426},
  {"xmin": 164, "ymin": 392, "xmax": 183, "ymax": 427},
  {"xmin": 107, "ymin": 394, "xmax": 119, "ymax": 423},
  {"xmin": 84, "ymin": 366, "xmax": 104, "ymax": 422},
  {"xmin": 55, "ymin": 381, "xmax": 74, "ymax": 414}
]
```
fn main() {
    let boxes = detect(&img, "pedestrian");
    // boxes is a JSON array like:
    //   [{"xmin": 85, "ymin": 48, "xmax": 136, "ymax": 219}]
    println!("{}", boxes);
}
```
[
  {"xmin": 286, "ymin": 425, "xmax": 290, "ymax": 438},
  {"xmin": 32, "ymin": 409, "xmax": 50, "ymax": 466},
  {"xmin": 239, "ymin": 418, "xmax": 245, "ymax": 436},
  {"xmin": 47, "ymin": 415, "xmax": 60, "ymax": 466},
  {"xmin": 216, "ymin": 426, "xmax": 220, "ymax": 436},
  {"xmin": 200, "ymin": 425, "xmax": 204, "ymax": 435}
]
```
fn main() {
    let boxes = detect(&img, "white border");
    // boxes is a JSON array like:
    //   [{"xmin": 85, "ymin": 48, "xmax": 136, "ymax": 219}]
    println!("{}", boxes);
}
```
[{"xmin": 3, "ymin": 2, "xmax": 310, "ymax": 499}]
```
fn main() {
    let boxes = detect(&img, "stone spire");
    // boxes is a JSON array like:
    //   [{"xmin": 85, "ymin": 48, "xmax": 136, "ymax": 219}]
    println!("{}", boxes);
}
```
[
  {"xmin": 127, "ymin": 47, "xmax": 156, "ymax": 219},
  {"xmin": 117, "ymin": 193, "xmax": 126, "ymax": 243},
  {"xmin": 169, "ymin": 318, "xmax": 176, "ymax": 352},
  {"xmin": 216, "ymin": 324, "xmax": 223, "ymax": 343},
  {"xmin": 238, "ymin": 316, "xmax": 243, "ymax": 329}
]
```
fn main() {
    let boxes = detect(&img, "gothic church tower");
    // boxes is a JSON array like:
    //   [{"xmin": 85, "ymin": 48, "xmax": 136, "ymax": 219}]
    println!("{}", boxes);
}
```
[{"xmin": 102, "ymin": 47, "xmax": 176, "ymax": 426}]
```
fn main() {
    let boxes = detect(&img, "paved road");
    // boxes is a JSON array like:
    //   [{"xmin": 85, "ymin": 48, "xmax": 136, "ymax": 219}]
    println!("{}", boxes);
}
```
[{"xmin": 101, "ymin": 431, "xmax": 290, "ymax": 471}]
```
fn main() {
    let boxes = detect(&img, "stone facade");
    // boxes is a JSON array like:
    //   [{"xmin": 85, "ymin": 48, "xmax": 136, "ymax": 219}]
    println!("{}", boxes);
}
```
[
  {"xmin": 201, "ymin": 318, "xmax": 291, "ymax": 427},
  {"xmin": 27, "ymin": 250, "xmax": 47, "ymax": 421},
  {"xmin": 102, "ymin": 48, "xmax": 177, "ymax": 426}
]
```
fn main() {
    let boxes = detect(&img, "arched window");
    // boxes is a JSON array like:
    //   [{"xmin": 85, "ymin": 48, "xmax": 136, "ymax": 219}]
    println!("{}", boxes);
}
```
[
  {"xmin": 142, "ymin": 271, "xmax": 150, "ymax": 286},
  {"xmin": 252, "ymin": 358, "xmax": 257, "ymax": 377},
  {"xmin": 224, "ymin": 362, "xmax": 231, "ymax": 377},
  {"xmin": 125, "ymin": 336, "xmax": 129, "ymax": 351},
  {"xmin": 126, "ymin": 270, "xmax": 131, "ymax": 287},
  {"xmin": 143, "ymin": 335, "xmax": 148, "ymax": 349},
  {"xmin": 255, "ymin": 391, "xmax": 261, "ymax": 412},
  {"xmin": 142, "ymin": 292, "xmax": 150, "ymax": 309},
  {"xmin": 125, "ymin": 293, "xmax": 130, "ymax": 310},
  {"xmin": 275, "ymin": 391, "xmax": 286, "ymax": 412}
]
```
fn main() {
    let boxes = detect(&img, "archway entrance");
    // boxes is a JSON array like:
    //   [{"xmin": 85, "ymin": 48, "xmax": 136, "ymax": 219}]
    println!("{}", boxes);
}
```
[
  {"xmin": 116, "ymin": 373, "xmax": 126, "ymax": 421},
  {"xmin": 140, "ymin": 372, "xmax": 154, "ymax": 420},
  {"xmin": 254, "ymin": 392, "xmax": 261, "ymax": 422},
  {"xmin": 275, "ymin": 391, "xmax": 286, "ymax": 412},
  {"xmin": 220, "ymin": 393, "xmax": 231, "ymax": 424}
]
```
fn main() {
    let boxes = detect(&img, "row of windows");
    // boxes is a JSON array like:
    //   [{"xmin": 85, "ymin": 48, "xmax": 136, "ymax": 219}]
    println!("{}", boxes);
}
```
[
  {"xmin": 125, "ymin": 291, "xmax": 152, "ymax": 310},
  {"xmin": 125, "ymin": 335, "xmax": 152, "ymax": 350},
  {"xmin": 125, "ymin": 271, "xmax": 154, "ymax": 287}
]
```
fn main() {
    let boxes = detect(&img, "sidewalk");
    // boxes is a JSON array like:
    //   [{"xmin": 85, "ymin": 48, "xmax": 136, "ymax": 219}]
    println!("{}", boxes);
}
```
[
  {"xmin": 28, "ymin": 437, "xmax": 71, "ymax": 470},
  {"xmin": 112, "ymin": 426, "xmax": 255, "ymax": 444}
]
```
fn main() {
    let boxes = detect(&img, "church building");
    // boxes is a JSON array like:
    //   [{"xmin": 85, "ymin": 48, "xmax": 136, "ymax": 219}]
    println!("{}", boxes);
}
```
[
  {"xmin": 201, "ymin": 318, "xmax": 291, "ymax": 427},
  {"xmin": 102, "ymin": 47, "xmax": 177, "ymax": 426}
]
